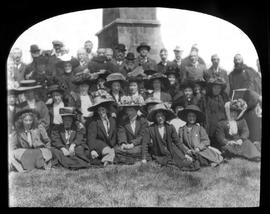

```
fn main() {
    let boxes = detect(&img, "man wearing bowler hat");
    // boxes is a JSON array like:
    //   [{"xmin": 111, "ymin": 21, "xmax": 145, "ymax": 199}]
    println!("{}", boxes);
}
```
[
  {"xmin": 111, "ymin": 44, "xmax": 127, "ymax": 75},
  {"xmin": 135, "ymin": 42, "xmax": 157, "ymax": 71}
]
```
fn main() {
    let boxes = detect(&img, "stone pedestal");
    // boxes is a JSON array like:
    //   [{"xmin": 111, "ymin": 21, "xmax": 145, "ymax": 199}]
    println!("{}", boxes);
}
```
[{"xmin": 96, "ymin": 8, "xmax": 164, "ymax": 62}]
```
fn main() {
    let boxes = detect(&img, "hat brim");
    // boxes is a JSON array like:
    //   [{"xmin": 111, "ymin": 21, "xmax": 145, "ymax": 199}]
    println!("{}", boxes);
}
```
[
  {"xmin": 47, "ymin": 88, "xmax": 65, "ymax": 95},
  {"xmin": 178, "ymin": 109, "xmax": 205, "ymax": 123},
  {"xmin": 88, "ymin": 100, "xmax": 116, "ymax": 112},
  {"xmin": 61, "ymin": 114, "xmax": 76, "ymax": 117},
  {"xmin": 147, "ymin": 108, "xmax": 176, "ymax": 122},
  {"xmin": 104, "ymin": 79, "xmax": 128, "ymax": 89},
  {"xmin": 16, "ymin": 85, "xmax": 42, "ymax": 91},
  {"xmin": 14, "ymin": 109, "xmax": 40, "ymax": 122},
  {"xmin": 136, "ymin": 45, "xmax": 151, "ymax": 53},
  {"xmin": 207, "ymin": 82, "xmax": 227, "ymax": 90}
]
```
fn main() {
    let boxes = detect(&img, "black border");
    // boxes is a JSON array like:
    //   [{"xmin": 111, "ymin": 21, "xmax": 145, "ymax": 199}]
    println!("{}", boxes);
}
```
[{"xmin": 1, "ymin": 0, "xmax": 269, "ymax": 209}]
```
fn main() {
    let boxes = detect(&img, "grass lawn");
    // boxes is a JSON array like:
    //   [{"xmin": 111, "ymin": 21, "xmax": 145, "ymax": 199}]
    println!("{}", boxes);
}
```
[{"xmin": 9, "ymin": 158, "xmax": 260, "ymax": 207}]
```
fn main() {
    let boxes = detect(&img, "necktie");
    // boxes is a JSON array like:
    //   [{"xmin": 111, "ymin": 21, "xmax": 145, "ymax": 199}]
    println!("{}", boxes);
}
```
[
  {"xmin": 26, "ymin": 131, "xmax": 32, "ymax": 147},
  {"xmin": 66, "ymin": 130, "xmax": 71, "ymax": 144}
]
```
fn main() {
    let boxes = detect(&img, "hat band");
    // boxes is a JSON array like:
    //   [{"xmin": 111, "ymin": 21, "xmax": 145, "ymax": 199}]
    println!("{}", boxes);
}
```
[{"xmin": 20, "ymin": 82, "xmax": 38, "ymax": 87}]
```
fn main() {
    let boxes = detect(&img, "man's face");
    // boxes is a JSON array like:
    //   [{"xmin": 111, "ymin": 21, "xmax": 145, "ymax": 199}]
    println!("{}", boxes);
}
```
[
  {"xmin": 153, "ymin": 79, "xmax": 161, "ymax": 91},
  {"xmin": 126, "ymin": 107, "xmax": 137, "ymax": 119},
  {"xmin": 79, "ymin": 84, "xmax": 89, "ymax": 94},
  {"xmin": 23, "ymin": 115, "xmax": 34, "ymax": 130},
  {"xmin": 52, "ymin": 92, "xmax": 63, "ymax": 104},
  {"xmin": 63, "ymin": 116, "xmax": 73, "ymax": 129},
  {"xmin": 211, "ymin": 55, "xmax": 220, "ymax": 67},
  {"xmin": 97, "ymin": 48, "xmax": 105, "ymax": 56},
  {"xmin": 31, "ymin": 51, "xmax": 40, "ymax": 58},
  {"xmin": 194, "ymin": 84, "xmax": 201, "ymax": 95},
  {"xmin": 187, "ymin": 112, "xmax": 197, "ymax": 124},
  {"xmin": 129, "ymin": 82, "xmax": 138, "ymax": 94},
  {"xmin": 190, "ymin": 51, "xmax": 198, "ymax": 64},
  {"xmin": 54, "ymin": 45, "xmax": 62, "ymax": 53},
  {"xmin": 12, "ymin": 50, "xmax": 22, "ymax": 64},
  {"xmin": 111, "ymin": 81, "xmax": 121, "ymax": 92},
  {"xmin": 160, "ymin": 51, "xmax": 168, "ymax": 61},
  {"xmin": 174, "ymin": 50, "xmax": 183, "ymax": 59},
  {"xmin": 212, "ymin": 84, "xmax": 222, "ymax": 96},
  {"xmin": 115, "ymin": 51, "xmax": 125, "ymax": 61},
  {"xmin": 139, "ymin": 48, "xmax": 149, "ymax": 57},
  {"xmin": 77, "ymin": 50, "xmax": 87, "ymax": 61},
  {"xmin": 64, "ymin": 63, "xmax": 72, "ymax": 73},
  {"xmin": 156, "ymin": 111, "xmax": 165, "ymax": 125},
  {"xmin": 8, "ymin": 95, "xmax": 16, "ymax": 106},
  {"xmin": 168, "ymin": 74, "xmax": 176, "ymax": 85},
  {"xmin": 184, "ymin": 87, "xmax": 193, "ymax": 98},
  {"xmin": 84, "ymin": 42, "xmax": 93, "ymax": 52},
  {"xmin": 234, "ymin": 55, "xmax": 243, "ymax": 68},
  {"xmin": 98, "ymin": 106, "xmax": 107, "ymax": 119},
  {"xmin": 105, "ymin": 49, "xmax": 114, "ymax": 61}
]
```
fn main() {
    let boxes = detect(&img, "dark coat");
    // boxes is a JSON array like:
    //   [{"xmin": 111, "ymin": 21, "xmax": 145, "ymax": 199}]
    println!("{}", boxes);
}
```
[
  {"xmin": 87, "ymin": 117, "xmax": 117, "ymax": 153},
  {"xmin": 11, "ymin": 62, "xmax": 27, "ymax": 83},
  {"xmin": 182, "ymin": 63, "xmax": 207, "ymax": 83},
  {"xmin": 135, "ymin": 56, "xmax": 157, "ymax": 71},
  {"xmin": 171, "ymin": 59, "xmax": 185, "ymax": 82},
  {"xmin": 157, "ymin": 61, "xmax": 173, "ymax": 74}
]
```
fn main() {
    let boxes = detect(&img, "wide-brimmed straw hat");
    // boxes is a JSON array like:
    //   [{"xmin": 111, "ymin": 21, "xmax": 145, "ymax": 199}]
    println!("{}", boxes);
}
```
[
  {"xmin": 104, "ymin": 72, "xmax": 127, "ymax": 88},
  {"xmin": 136, "ymin": 42, "xmax": 151, "ymax": 53},
  {"xmin": 207, "ymin": 77, "xmax": 227, "ymax": 90},
  {"xmin": 14, "ymin": 109, "xmax": 40, "ymax": 122},
  {"xmin": 88, "ymin": 93, "xmax": 116, "ymax": 112},
  {"xmin": 144, "ymin": 73, "xmax": 170, "ymax": 90},
  {"xmin": 16, "ymin": 80, "xmax": 42, "ymax": 92},
  {"xmin": 178, "ymin": 105, "xmax": 205, "ymax": 123},
  {"xmin": 72, "ymin": 72, "xmax": 96, "ymax": 86},
  {"xmin": 141, "ymin": 97, "xmax": 162, "ymax": 113},
  {"xmin": 147, "ymin": 103, "xmax": 176, "ymax": 122},
  {"xmin": 118, "ymin": 96, "xmax": 143, "ymax": 109},
  {"xmin": 59, "ymin": 107, "xmax": 76, "ymax": 117}
]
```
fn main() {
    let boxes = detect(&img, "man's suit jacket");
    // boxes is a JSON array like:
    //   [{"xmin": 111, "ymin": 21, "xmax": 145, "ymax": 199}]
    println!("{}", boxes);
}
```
[
  {"xmin": 87, "ymin": 117, "xmax": 117, "ymax": 151},
  {"xmin": 117, "ymin": 116, "xmax": 148, "ymax": 146}
]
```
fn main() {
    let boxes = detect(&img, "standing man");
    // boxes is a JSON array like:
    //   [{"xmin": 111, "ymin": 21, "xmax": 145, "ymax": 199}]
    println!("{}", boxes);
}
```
[
  {"xmin": 84, "ymin": 40, "xmax": 95, "ymax": 61},
  {"xmin": 229, "ymin": 54, "xmax": 261, "ymax": 95},
  {"xmin": 135, "ymin": 42, "xmax": 157, "ymax": 72},
  {"xmin": 205, "ymin": 54, "xmax": 230, "ymax": 96},
  {"xmin": 171, "ymin": 46, "xmax": 184, "ymax": 82},
  {"xmin": 111, "ymin": 44, "xmax": 127, "ymax": 73},
  {"xmin": 157, "ymin": 48, "xmax": 172, "ymax": 74},
  {"xmin": 182, "ymin": 44, "xmax": 206, "ymax": 68}
]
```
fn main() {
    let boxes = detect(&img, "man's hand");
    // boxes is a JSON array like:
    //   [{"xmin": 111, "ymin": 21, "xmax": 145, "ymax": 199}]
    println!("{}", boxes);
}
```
[
  {"xmin": 125, "ymin": 143, "xmax": 134, "ymax": 150},
  {"xmin": 69, "ymin": 144, "xmax": 76, "ymax": 156},
  {"xmin": 194, "ymin": 148, "xmax": 200, "ymax": 153},
  {"xmin": 91, "ymin": 150, "xmax": 99, "ymax": 159},
  {"xmin": 236, "ymin": 139, "xmax": 243, "ymax": 145},
  {"xmin": 121, "ymin": 143, "xmax": 127, "ymax": 150},
  {"xmin": 227, "ymin": 140, "xmax": 236, "ymax": 145},
  {"xmin": 186, "ymin": 149, "xmax": 193, "ymax": 155},
  {"xmin": 45, "ymin": 98, "xmax": 53, "ymax": 105},
  {"xmin": 61, "ymin": 148, "xmax": 70, "ymax": 156},
  {"xmin": 185, "ymin": 154, "xmax": 193, "ymax": 162}
]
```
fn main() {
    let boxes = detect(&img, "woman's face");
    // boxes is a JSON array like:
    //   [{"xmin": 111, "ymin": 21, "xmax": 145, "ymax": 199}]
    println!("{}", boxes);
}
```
[
  {"xmin": 24, "ymin": 90, "xmax": 35, "ymax": 100},
  {"xmin": 183, "ymin": 87, "xmax": 193, "ymax": 98},
  {"xmin": 139, "ymin": 48, "xmax": 148, "ymax": 57},
  {"xmin": 64, "ymin": 63, "xmax": 72, "ymax": 73},
  {"xmin": 212, "ymin": 84, "xmax": 222, "ymax": 96},
  {"xmin": 129, "ymin": 82, "xmax": 138, "ymax": 94},
  {"xmin": 153, "ymin": 79, "xmax": 161, "ymax": 91},
  {"xmin": 156, "ymin": 111, "xmax": 165, "ymax": 125},
  {"xmin": 230, "ymin": 110, "xmax": 238, "ymax": 120},
  {"xmin": 168, "ymin": 74, "xmax": 176, "ymax": 85},
  {"xmin": 52, "ymin": 92, "xmax": 62, "ymax": 104},
  {"xmin": 187, "ymin": 112, "xmax": 197, "ymax": 124},
  {"xmin": 98, "ymin": 106, "xmax": 107, "ymax": 119},
  {"xmin": 77, "ymin": 51, "xmax": 87, "ymax": 61},
  {"xmin": 112, "ymin": 81, "xmax": 121, "ymax": 92},
  {"xmin": 194, "ymin": 84, "xmax": 201, "ymax": 95},
  {"xmin": 8, "ymin": 95, "xmax": 16, "ymax": 106},
  {"xmin": 126, "ymin": 107, "xmax": 137, "ymax": 119},
  {"xmin": 23, "ymin": 114, "xmax": 33, "ymax": 130},
  {"xmin": 63, "ymin": 116, "xmax": 73, "ymax": 129},
  {"xmin": 79, "ymin": 84, "xmax": 89, "ymax": 94}
]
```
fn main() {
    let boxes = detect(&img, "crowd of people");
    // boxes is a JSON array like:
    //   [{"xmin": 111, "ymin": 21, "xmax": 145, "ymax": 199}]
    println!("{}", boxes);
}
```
[{"xmin": 7, "ymin": 39, "xmax": 262, "ymax": 172}]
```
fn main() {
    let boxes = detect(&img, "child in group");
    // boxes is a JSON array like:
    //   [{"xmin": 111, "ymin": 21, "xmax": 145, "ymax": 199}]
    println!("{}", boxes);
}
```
[
  {"xmin": 178, "ymin": 105, "xmax": 223, "ymax": 167},
  {"xmin": 142, "ymin": 103, "xmax": 199, "ymax": 171},
  {"xmin": 9, "ymin": 109, "xmax": 52, "ymax": 172},
  {"xmin": 215, "ymin": 99, "xmax": 260, "ymax": 161}
]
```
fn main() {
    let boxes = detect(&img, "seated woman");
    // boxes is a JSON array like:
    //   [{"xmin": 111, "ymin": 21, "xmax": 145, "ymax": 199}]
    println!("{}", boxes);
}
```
[
  {"xmin": 142, "ymin": 103, "xmax": 199, "ymax": 171},
  {"xmin": 144, "ymin": 72, "xmax": 172, "ymax": 105},
  {"xmin": 9, "ymin": 109, "xmax": 52, "ymax": 172},
  {"xmin": 141, "ymin": 96, "xmax": 161, "ymax": 125},
  {"xmin": 87, "ymin": 94, "xmax": 117, "ymax": 167},
  {"xmin": 169, "ymin": 103, "xmax": 186, "ymax": 135},
  {"xmin": 50, "ymin": 107, "xmax": 90, "ymax": 169},
  {"xmin": 178, "ymin": 105, "xmax": 223, "ymax": 167},
  {"xmin": 114, "ymin": 96, "xmax": 149, "ymax": 164},
  {"xmin": 215, "ymin": 99, "xmax": 260, "ymax": 161}
]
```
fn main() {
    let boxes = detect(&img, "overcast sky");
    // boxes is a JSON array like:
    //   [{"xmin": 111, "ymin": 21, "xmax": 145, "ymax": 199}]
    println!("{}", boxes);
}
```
[{"xmin": 11, "ymin": 7, "xmax": 259, "ymax": 73}]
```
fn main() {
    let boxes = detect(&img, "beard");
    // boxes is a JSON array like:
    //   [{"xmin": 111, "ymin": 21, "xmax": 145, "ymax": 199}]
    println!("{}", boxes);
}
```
[{"xmin": 234, "ymin": 62, "xmax": 244, "ymax": 71}]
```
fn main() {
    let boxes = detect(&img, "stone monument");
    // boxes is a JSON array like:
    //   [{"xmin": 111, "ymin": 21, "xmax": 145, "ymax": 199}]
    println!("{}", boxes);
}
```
[{"xmin": 96, "ymin": 7, "xmax": 164, "ymax": 62}]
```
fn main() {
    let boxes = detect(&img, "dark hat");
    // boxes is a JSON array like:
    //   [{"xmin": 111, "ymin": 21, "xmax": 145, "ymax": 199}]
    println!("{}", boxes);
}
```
[
  {"xmin": 59, "ymin": 107, "xmax": 76, "ymax": 117},
  {"xmin": 52, "ymin": 40, "xmax": 64, "ymax": 47},
  {"xmin": 207, "ymin": 77, "xmax": 226, "ymax": 90},
  {"xmin": 114, "ymin": 43, "xmax": 127, "ymax": 52},
  {"xmin": 8, "ymin": 88, "xmax": 18, "ymax": 96},
  {"xmin": 14, "ymin": 109, "xmax": 40, "ymax": 122},
  {"xmin": 16, "ymin": 80, "xmax": 42, "ymax": 92},
  {"xmin": 179, "ymin": 80, "xmax": 195, "ymax": 90},
  {"xmin": 104, "ymin": 72, "xmax": 127, "ymax": 88},
  {"xmin": 142, "ymin": 96, "xmax": 162, "ymax": 113},
  {"xmin": 127, "ymin": 66, "xmax": 146, "ymax": 79},
  {"xmin": 178, "ymin": 105, "xmax": 205, "ymax": 123},
  {"xmin": 47, "ymin": 84, "xmax": 64, "ymax": 95},
  {"xmin": 171, "ymin": 97, "xmax": 186, "ymax": 111},
  {"xmin": 88, "ymin": 94, "xmax": 115, "ymax": 112},
  {"xmin": 165, "ymin": 66, "xmax": 178, "ymax": 77},
  {"xmin": 194, "ymin": 78, "xmax": 207, "ymax": 88},
  {"xmin": 144, "ymin": 69, "xmax": 158, "ymax": 76},
  {"xmin": 147, "ymin": 103, "xmax": 176, "ymax": 122},
  {"xmin": 125, "ymin": 52, "xmax": 135, "ymax": 60},
  {"xmin": 30, "ymin": 44, "xmax": 40, "ymax": 53},
  {"xmin": 35, "ymin": 55, "xmax": 49, "ymax": 65},
  {"xmin": 72, "ymin": 72, "xmax": 95, "ymax": 86},
  {"xmin": 144, "ymin": 73, "xmax": 171, "ymax": 90},
  {"xmin": 136, "ymin": 42, "xmax": 151, "ymax": 53}
]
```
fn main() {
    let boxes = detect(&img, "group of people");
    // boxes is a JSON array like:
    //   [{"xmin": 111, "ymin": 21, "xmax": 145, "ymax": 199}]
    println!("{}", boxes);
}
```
[{"xmin": 7, "ymin": 40, "xmax": 262, "ymax": 172}]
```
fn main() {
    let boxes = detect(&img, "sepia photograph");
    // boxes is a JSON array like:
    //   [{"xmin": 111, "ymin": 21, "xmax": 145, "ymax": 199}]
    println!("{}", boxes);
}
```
[{"xmin": 7, "ymin": 6, "xmax": 264, "ymax": 207}]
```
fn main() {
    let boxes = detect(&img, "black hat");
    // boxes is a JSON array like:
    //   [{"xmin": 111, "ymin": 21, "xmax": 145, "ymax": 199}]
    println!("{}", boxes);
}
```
[
  {"xmin": 114, "ymin": 44, "xmax": 127, "ymax": 52},
  {"xmin": 179, "ymin": 80, "xmax": 195, "ymax": 90},
  {"xmin": 30, "ymin": 44, "xmax": 40, "ymax": 53},
  {"xmin": 8, "ymin": 88, "xmax": 18, "ymax": 96},
  {"xmin": 47, "ymin": 84, "xmax": 65, "ymax": 95},
  {"xmin": 178, "ymin": 105, "xmax": 205, "ymax": 123},
  {"xmin": 125, "ymin": 52, "xmax": 136, "ymax": 60},
  {"xmin": 194, "ymin": 78, "xmax": 207, "ymax": 88},
  {"xmin": 72, "ymin": 72, "xmax": 95, "ymax": 86},
  {"xmin": 144, "ymin": 73, "xmax": 171, "ymax": 90},
  {"xmin": 59, "ymin": 107, "xmax": 76, "ymax": 117},
  {"xmin": 14, "ymin": 109, "xmax": 40, "ymax": 122},
  {"xmin": 147, "ymin": 103, "xmax": 176, "ymax": 122},
  {"xmin": 144, "ymin": 69, "xmax": 158, "ymax": 76},
  {"xmin": 136, "ymin": 42, "xmax": 151, "ymax": 53}
]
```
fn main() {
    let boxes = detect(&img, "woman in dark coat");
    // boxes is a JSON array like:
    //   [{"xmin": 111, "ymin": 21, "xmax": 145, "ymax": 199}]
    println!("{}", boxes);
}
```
[
  {"xmin": 205, "ymin": 77, "xmax": 229, "ymax": 146},
  {"xmin": 215, "ymin": 99, "xmax": 260, "ymax": 161},
  {"xmin": 87, "ymin": 95, "xmax": 117, "ymax": 166},
  {"xmin": 164, "ymin": 66, "xmax": 183, "ymax": 101},
  {"xmin": 50, "ymin": 107, "xmax": 90, "ymax": 169},
  {"xmin": 178, "ymin": 105, "xmax": 224, "ymax": 167},
  {"xmin": 142, "ymin": 103, "xmax": 199, "ymax": 170}
]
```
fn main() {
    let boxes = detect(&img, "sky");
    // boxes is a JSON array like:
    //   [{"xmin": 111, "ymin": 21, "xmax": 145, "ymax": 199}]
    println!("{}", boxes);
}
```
[{"xmin": 10, "ymin": 7, "xmax": 259, "ymax": 73}]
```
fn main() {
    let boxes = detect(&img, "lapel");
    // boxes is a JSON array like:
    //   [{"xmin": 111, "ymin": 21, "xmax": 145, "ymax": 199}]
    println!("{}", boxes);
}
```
[
  {"xmin": 134, "ymin": 119, "xmax": 141, "ymax": 136},
  {"xmin": 60, "ymin": 130, "xmax": 67, "ymax": 145},
  {"xmin": 69, "ymin": 129, "xmax": 76, "ymax": 143},
  {"xmin": 108, "ymin": 117, "xmax": 115, "ymax": 138},
  {"xmin": 125, "ymin": 121, "xmax": 134, "ymax": 136},
  {"xmin": 19, "ymin": 132, "xmax": 31, "ymax": 147},
  {"xmin": 97, "ymin": 119, "xmax": 108, "ymax": 137},
  {"xmin": 154, "ymin": 125, "xmax": 167, "ymax": 147}
]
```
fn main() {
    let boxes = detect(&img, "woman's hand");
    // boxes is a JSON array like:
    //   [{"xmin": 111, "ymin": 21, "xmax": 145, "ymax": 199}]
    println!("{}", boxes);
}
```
[
  {"xmin": 61, "ymin": 148, "xmax": 70, "ymax": 156},
  {"xmin": 185, "ymin": 154, "xmax": 193, "ymax": 162},
  {"xmin": 194, "ymin": 148, "xmax": 200, "ymax": 153},
  {"xmin": 69, "ymin": 144, "xmax": 76, "ymax": 156},
  {"xmin": 91, "ymin": 150, "xmax": 99, "ymax": 159}
]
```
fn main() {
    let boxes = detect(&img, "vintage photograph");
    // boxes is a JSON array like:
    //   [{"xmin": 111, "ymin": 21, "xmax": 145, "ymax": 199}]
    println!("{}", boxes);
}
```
[{"xmin": 7, "ymin": 7, "xmax": 262, "ymax": 207}]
